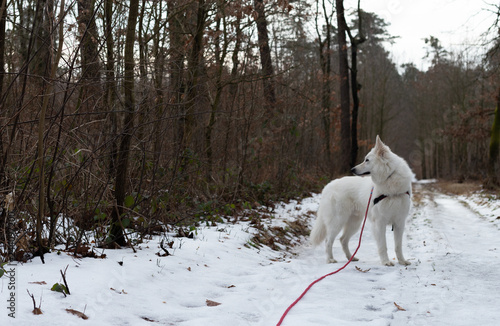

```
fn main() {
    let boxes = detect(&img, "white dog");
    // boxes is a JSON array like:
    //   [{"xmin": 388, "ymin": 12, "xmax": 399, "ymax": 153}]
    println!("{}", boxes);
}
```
[{"xmin": 310, "ymin": 136, "xmax": 413, "ymax": 266}]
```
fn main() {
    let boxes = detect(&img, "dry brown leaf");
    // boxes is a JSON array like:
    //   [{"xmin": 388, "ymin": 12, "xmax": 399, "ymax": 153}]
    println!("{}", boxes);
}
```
[
  {"xmin": 32, "ymin": 308, "xmax": 43, "ymax": 315},
  {"xmin": 29, "ymin": 281, "xmax": 47, "ymax": 285},
  {"xmin": 66, "ymin": 308, "xmax": 88, "ymax": 320},
  {"xmin": 206, "ymin": 299, "xmax": 221, "ymax": 307},
  {"xmin": 394, "ymin": 302, "xmax": 406, "ymax": 311}
]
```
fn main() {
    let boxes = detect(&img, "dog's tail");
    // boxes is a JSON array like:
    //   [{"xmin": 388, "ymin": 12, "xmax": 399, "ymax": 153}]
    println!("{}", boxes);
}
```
[{"xmin": 310, "ymin": 213, "xmax": 326, "ymax": 246}]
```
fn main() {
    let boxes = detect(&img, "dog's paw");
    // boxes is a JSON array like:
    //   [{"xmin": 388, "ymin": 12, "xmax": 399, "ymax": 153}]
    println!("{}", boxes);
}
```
[
  {"xmin": 326, "ymin": 258, "xmax": 337, "ymax": 264},
  {"xmin": 349, "ymin": 256, "xmax": 359, "ymax": 262},
  {"xmin": 383, "ymin": 261, "xmax": 395, "ymax": 266},
  {"xmin": 399, "ymin": 260, "xmax": 411, "ymax": 266}
]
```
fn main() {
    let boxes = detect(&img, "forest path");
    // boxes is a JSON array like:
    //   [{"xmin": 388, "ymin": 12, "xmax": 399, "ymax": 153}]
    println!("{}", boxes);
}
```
[{"xmin": 267, "ymin": 182, "xmax": 500, "ymax": 325}]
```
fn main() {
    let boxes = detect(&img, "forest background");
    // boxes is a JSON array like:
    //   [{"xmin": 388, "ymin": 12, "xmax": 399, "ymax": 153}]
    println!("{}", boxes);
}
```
[{"xmin": 0, "ymin": 0, "xmax": 499, "ymax": 260}]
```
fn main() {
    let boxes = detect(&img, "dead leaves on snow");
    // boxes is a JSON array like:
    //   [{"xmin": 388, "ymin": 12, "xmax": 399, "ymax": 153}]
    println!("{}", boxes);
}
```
[
  {"xmin": 394, "ymin": 302, "xmax": 406, "ymax": 311},
  {"xmin": 29, "ymin": 281, "xmax": 47, "ymax": 285},
  {"xmin": 206, "ymin": 299, "xmax": 221, "ymax": 307},
  {"xmin": 66, "ymin": 308, "xmax": 89, "ymax": 320}
]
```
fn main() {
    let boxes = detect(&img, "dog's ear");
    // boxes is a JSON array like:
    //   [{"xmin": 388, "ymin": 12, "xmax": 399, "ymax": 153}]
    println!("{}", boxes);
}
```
[
  {"xmin": 375, "ymin": 135, "xmax": 389, "ymax": 157},
  {"xmin": 375, "ymin": 135, "xmax": 385, "ymax": 147}
]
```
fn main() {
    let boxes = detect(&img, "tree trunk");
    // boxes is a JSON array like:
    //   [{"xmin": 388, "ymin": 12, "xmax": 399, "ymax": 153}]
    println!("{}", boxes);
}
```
[
  {"xmin": 152, "ymin": 0, "xmax": 165, "ymax": 165},
  {"xmin": 179, "ymin": 0, "xmax": 206, "ymax": 170},
  {"xmin": 104, "ymin": 0, "xmax": 117, "ymax": 177},
  {"xmin": 336, "ymin": 0, "xmax": 351, "ymax": 172},
  {"xmin": 36, "ymin": 0, "xmax": 57, "ymax": 263},
  {"xmin": 109, "ymin": 0, "xmax": 140, "ymax": 246},
  {"xmin": 349, "ymin": 42, "xmax": 360, "ymax": 166},
  {"xmin": 205, "ymin": 2, "xmax": 228, "ymax": 179},
  {"xmin": 254, "ymin": 0, "xmax": 276, "ymax": 112},
  {"xmin": 0, "ymin": 0, "xmax": 8, "ymax": 186},
  {"xmin": 46, "ymin": 0, "xmax": 66, "ymax": 248},
  {"xmin": 77, "ymin": 0, "xmax": 101, "ymax": 111},
  {"xmin": 31, "ymin": 0, "xmax": 50, "ymax": 79},
  {"xmin": 347, "ymin": 1, "xmax": 366, "ymax": 167},
  {"xmin": 169, "ymin": 0, "xmax": 185, "ymax": 147},
  {"xmin": 316, "ymin": 0, "xmax": 333, "ymax": 168},
  {"xmin": 487, "ymin": 91, "xmax": 500, "ymax": 188}
]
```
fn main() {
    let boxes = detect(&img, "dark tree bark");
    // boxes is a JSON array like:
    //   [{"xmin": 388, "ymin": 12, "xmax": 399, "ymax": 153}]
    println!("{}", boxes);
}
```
[
  {"xmin": 254, "ymin": 0, "xmax": 276, "ymax": 112},
  {"xmin": 109, "ymin": 0, "xmax": 140, "ymax": 246},
  {"xmin": 336, "ymin": 0, "xmax": 351, "ymax": 172}
]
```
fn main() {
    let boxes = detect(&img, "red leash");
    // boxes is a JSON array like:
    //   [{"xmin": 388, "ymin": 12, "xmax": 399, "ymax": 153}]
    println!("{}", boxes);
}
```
[{"xmin": 276, "ymin": 187, "xmax": 374, "ymax": 326}]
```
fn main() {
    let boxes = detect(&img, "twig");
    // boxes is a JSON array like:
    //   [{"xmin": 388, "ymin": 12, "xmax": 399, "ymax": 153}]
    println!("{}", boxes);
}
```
[
  {"xmin": 60, "ymin": 264, "xmax": 70, "ymax": 295},
  {"xmin": 27, "ymin": 289, "xmax": 43, "ymax": 314},
  {"xmin": 27, "ymin": 289, "xmax": 36, "ymax": 309}
]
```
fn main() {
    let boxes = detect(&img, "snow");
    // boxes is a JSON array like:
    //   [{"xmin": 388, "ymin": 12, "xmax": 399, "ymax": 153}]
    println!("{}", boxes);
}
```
[{"xmin": 2, "ymin": 182, "xmax": 500, "ymax": 325}]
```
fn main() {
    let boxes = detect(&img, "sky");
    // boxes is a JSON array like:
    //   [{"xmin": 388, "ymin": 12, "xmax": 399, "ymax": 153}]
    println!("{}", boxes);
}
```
[{"xmin": 345, "ymin": 0, "xmax": 499, "ymax": 70}]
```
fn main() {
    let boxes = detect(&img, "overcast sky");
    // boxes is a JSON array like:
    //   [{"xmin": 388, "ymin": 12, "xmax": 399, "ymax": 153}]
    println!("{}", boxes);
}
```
[{"xmin": 345, "ymin": 0, "xmax": 498, "ymax": 70}]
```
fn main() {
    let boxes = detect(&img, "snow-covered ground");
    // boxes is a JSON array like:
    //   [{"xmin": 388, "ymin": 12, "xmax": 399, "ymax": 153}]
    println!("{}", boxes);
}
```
[{"xmin": 1, "ymin": 182, "xmax": 500, "ymax": 325}]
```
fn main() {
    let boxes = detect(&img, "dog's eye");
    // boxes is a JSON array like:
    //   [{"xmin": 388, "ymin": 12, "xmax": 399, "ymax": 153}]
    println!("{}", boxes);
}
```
[{"xmin": 365, "ymin": 158, "xmax": 369, "ymax": 162}]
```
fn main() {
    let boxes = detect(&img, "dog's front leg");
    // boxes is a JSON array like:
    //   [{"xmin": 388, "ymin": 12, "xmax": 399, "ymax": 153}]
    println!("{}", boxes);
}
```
[
  {"xmin": 393, "ymin": 222, "xmax": 411, "ymax": 266},
  {"xmin": 373, "ymin": 223, "xmax": 393, "ymax": 266}
]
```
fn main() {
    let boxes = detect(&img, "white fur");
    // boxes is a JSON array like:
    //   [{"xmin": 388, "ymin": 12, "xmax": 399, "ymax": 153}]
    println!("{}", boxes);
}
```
[{"xmin": 310, "ymin": 136, "xmax": 413, "ymax": 266}]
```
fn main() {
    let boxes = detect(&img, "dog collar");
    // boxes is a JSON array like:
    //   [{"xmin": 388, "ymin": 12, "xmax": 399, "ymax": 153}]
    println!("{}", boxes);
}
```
[{"xmin": 373, "ymin": 191, "xmax": 410, "ymax": 205}]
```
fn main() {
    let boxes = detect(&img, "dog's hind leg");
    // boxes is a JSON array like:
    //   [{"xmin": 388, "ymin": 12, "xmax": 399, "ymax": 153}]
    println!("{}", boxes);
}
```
[
  {"xmin": 393, "ymin": 222, "xmax": 411, "ymax": 266},
  {"xmin": 340, "ymin": 216, "xmax": 361, "ymax": 261},
  {"xmin": 325, "ymin": 226, "xmax": 341, "ymax": 264}
]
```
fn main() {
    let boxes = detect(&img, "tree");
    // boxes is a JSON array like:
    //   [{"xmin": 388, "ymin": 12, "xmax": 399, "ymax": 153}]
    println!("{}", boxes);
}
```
[
  {"xmin": 0, "ymin": 0, "xmax": 8, "ymax": 185},
  {"xmin": 109, "ymin": 0, "xmax": 140, "ymax": 246},
  {"xmin": 315, "ymin": 0, "xmax": 334, "ymax": 169},
  {"xmin": 335, "ymin": 0, "xmax": 351, "ymax": 172},
  {"xmin": 346, "ymin": 1, "xmax": 366, "ymax": 167},
  {"xmin": 254, "ymin": 0, "xmax": 276, "ymax": 112},
  {"xmin": 179, "ymin": 0, "xmax": 207, "ymax": 171},
  {"xmin": 77, "ymin": 0, "xmax": 101, "ymax": 111},
  {"xmin": 487, "ymin": 101, "xmax": 500, "ymax": 187},
  {"xmin": 103, "ymin": 0, "xmax": 117, "ymax": 175}
]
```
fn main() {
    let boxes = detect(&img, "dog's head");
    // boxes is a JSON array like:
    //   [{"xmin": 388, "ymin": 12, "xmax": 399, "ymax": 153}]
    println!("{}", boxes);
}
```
[{"xmin": 351, "ymin": 135, "xmax": 390, "ymax": 176}]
